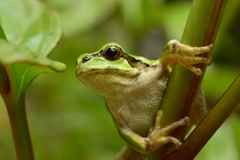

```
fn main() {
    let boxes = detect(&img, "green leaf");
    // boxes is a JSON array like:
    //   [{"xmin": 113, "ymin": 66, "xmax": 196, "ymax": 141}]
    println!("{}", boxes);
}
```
[
  {"xmin": 0, "ymin": 25, "xmax": 7, "ymax": 39},
  {"xmin": 0, "ymin": 0, "xmax": 66, "ymax": 94},
  {"xmin": 0, "ymin": 0, "xmax": 65, "ymax": 159},
  {"xmin": 0, "ymin": 39, "xmax": 65, "ymax": 71},
  {"xmin": 12, "ymin": 63, "xmax": 56, "ymax": 101},
  {"xmin": 0, "ymin": 0, "xmax": 61, "ymax": 54}
]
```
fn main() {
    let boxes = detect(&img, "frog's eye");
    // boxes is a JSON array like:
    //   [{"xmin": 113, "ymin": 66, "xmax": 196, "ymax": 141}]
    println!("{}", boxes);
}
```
[
  {"xmin": 106, "ymin": 47, "xmax": 118, "ymax": 58},
  {"xmin": 102, "ymin": 46, "xmax": 122, "ymax": 61}
]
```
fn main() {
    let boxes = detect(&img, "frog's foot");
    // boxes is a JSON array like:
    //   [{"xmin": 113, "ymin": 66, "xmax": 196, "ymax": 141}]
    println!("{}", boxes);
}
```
[
  {"xmin": 118, "ymin": 110, "xmax": 191, "ymax": 154},
  {"xmin": 147, "ymin": 110, "xmax": 191, "ymax": 150},
  {"xmin": 161, "ymin": 40, "xmax": 213, "ymax": 75}
]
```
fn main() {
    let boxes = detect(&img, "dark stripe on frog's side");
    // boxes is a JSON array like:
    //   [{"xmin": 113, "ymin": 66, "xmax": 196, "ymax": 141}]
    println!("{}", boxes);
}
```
[
  {"xmin": 121, "ymin": 52, "xmax": 150, "ymax": 70},
  {"xmin": 81, "ymin": 52, "xmax": 101, "ymax": 63}
]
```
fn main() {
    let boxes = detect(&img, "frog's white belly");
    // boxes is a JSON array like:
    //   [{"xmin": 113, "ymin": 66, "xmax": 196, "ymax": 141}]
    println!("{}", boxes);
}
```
[{"xmin": 106, "ymin": 76, "xmax": 168, "ymax": 136}]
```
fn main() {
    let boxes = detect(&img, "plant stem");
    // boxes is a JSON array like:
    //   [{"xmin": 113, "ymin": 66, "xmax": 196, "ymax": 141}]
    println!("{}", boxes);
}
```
[
  {"xmin": 161, "ymin": 0, "xmax": 228, "ymax": 127},
  {"xmin": 2, "ymin": 66, "xmax": 34, "ymax": 160},
  {"xmin": 5, "ymin": 98, "xmax": 34, "ymax": 160},
  {"xmin": 156, "ymin": 0, "xmax": 228, "ymax": 158},
  {"xmin": 163, "ymin": 0, "xmax": 227, "ymax": 137},
  {"xmin": 163, "ymin": 74, "xmax": 240, "ymax": 160}
]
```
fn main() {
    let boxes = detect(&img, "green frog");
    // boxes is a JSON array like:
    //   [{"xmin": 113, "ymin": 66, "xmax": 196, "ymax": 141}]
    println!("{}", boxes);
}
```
[{"xmin": 76, "ymin": 40, "xmax": 213, "ymax": 159}]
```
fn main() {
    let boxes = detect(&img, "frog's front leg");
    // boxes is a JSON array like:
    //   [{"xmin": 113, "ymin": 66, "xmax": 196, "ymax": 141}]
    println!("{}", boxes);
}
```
[
  {"xmin": 160, "ymin": 40, "xmax": 213, "ymax": 75},
  {"xmin": 118, "ymin": 111, "xmax": 190, "ymax": 154}
]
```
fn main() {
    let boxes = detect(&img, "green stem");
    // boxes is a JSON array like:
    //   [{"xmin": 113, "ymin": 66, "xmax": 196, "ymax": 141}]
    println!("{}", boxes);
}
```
[
  {"xmin": 1, "ymin": 66, "xmax": 34, "ymax": 160},
  {"xmin": 155, "ymin": 0, "xmax": 228, "ymax": 158},
  {"xmin": 5, "ymin": 97, "xmax": 34, "ymax": 160},
  {"xmin": 162, "ymin": 0, "xmax": 228, "ymax": 127},
  {"xmin": 163, "ymin": 74, "xmax": 240, "ymax": 160}
]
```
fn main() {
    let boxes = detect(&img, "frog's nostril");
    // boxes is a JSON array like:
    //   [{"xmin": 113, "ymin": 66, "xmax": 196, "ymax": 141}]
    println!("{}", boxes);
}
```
[{"xmin": 82, "ymin": 55, "xmax": 91, "ymax": 63}]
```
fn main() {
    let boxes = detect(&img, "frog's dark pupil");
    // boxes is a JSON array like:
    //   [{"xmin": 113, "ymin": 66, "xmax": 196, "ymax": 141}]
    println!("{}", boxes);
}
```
[{"xmin": 106, "ymin": 47, "xmax": 118, "ymax": 58}]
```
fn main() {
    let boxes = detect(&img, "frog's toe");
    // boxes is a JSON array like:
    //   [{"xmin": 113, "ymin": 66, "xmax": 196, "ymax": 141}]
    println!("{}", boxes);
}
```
[
  {"xmin": 207, "ymin": 57, "xmax": 212, "ymax": 66},
  {"xmin": 160, "ymin": 41, "xmax": 213, "ymax": 75},
  {"xmin": 178, "ymin": 61, "xmax": 202, "ymax": 75},
  {"xmin": 159, "ymin": 136, "xmax": 182, "ymax": 149},
  {"xmin": 180, "ymin": 54, "xmax": 212, "ymax": 66},
  {"xmin": 182, "ymin": 117, "xmax": 191, "ymax": 125},
  {"xmin": 182, "ymin": 43, "xmax": 213, "ymax": 56}
]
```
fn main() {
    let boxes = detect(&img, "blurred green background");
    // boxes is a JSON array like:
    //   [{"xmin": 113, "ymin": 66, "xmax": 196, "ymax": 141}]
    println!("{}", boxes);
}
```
[{"xmin": 0, "ymin": 0, "xmax": 239, "ymax": 159}]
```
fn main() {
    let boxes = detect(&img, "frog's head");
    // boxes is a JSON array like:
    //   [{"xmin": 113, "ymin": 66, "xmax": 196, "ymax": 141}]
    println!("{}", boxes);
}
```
[{"xmin": 76, "ymin": 43, "xmax": 151, "ymax": 97}]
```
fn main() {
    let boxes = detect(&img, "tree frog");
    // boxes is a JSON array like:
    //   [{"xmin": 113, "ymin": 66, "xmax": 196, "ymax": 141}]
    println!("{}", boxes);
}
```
[{"xmin": 76, "ymin": 40, "xmax": 213, "ymax": 159}]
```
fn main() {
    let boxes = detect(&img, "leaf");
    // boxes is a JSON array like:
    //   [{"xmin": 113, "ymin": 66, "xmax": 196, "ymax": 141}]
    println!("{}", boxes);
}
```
[
  {"xmin": 12, "ymin": 63, "xmax": 57, "ymax": 101},
  {"xmin": 0, "ymin": 39, "xmax": 65, "ymax": 71},
  {"xmin": 0, "ymin": 26, "xmax": 7, "ymax": 39},
  {"xmin": 0, "ymin": 0, "xmax": 65, "ymax": 159},
  {"xmin": 0, "ymin": 0, "xmax": 66, "ymax": 96},
  {"xmin": 0, "ymin": 0, "xmax": 61, "ymax": 54}
]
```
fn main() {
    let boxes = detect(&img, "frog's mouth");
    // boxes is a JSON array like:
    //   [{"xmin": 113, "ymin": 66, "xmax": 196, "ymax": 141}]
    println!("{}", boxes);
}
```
[{"xmin": 76, "ymin": 65, "xmax": 141, "ymax": 79}]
